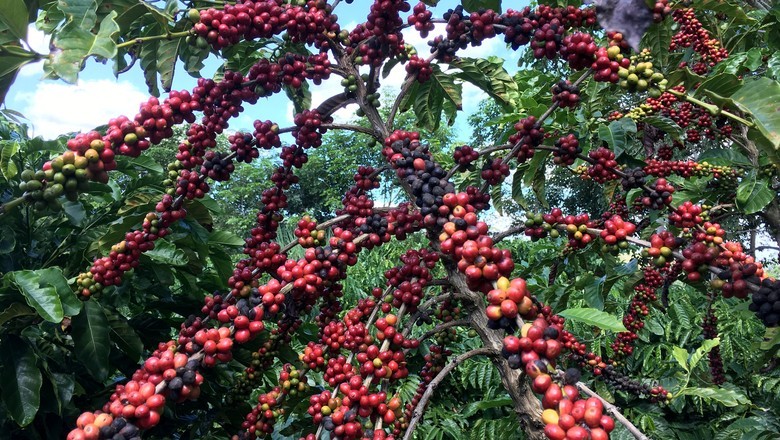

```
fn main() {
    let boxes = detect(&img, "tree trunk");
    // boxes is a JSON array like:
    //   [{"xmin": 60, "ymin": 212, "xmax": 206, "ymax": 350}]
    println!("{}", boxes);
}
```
[{"xmin": 446, "ymin": 261, "xmax": 545, "ymax": 440}]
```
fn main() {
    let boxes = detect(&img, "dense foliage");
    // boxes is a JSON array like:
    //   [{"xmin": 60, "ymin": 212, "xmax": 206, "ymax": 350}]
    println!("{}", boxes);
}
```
[{"xmin": 1, "ymin": 0, "xmax": 780, "ymax": 440}]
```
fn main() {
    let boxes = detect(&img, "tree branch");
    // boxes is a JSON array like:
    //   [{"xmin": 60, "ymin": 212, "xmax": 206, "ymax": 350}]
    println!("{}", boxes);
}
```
[
  {"xmin": 576, "ymin": 381, "xmax": 650, "ymax": 440},
  {"xmin": 402, "ymin": 347, "xmax": 498, "ymax": 440}
]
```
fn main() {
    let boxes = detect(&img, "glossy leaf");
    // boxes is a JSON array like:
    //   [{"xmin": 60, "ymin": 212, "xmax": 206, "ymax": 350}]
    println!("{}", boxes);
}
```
[
  {"xmin": 412, "ymin": 64, "xmax": 462, "ymax": 132},
  {"xmin": 0, "ymin": 336, "xmax": 42, "ymax": 426},
  {"xmin": 35, "ymin": 268, "xmax": 81, "ymax": 316},
  {"xmin": 735, "ymin": 174, "xmax": 774, "ymax": 215},
  {"xmin": 208, "ymin": 230, "xmax": 245, "ymax": 247},
  {"xmin": 451, "ymin": 57, "xmax": 517, "ymax": 109},
  {"xmin": 598, "ymin": 118, "xmax": 636, "ymax": 156},
  {"xmin": 690, "ymin": 0, "xmax": 753, "ymax": 24},
  {"xmin": 696, "ymin": 148, "xmax": 752, "ymax": 167},
  {"xmin": 679, "ymin": 387, "xmax": 750, "ymax": 407},
  {"xmin": 672, "ymin": 346, "xmax": 690, "ymax": 371},
  {"xmin": 731, "ymin": 78, "xmax": 780, "ymax": 150},
  {"xmin": 0, "ymin": 0, "xmax": 29, "ymax": 41},
  {"xmin": 105, "ymin": 308, "xmax": 144, "ymax": 360},
  {"xmin": 0, "ymin": 139, "xmax": 18, "ymax": 179},
  {"xmin": 50, "ymin": 11, "xmax": 120, "ymax": 83},
  {"xmin": 144, "ymin": 239, "xmax": 188, "ymax": 266},
  {"xmin": 8, "ymin": 270, "xmax": 64, "ymax": 322},
  {"xmin": 461, "ymin": 0, "xmax": 500, "ymax": 13},
  {"xmin": 643, "ymin": 116, "xmax": 682, "ymax": 140},
  {"xmin": 689, "ymin": 338, "xmax": 719, "ymax": 371},
  {"xmin": 70, "ymin": 301, "xmax": 110, "ymax": 381},
  {"xmin": 558, "ymin": 308, "xmax": 627, "ymax": 332}
]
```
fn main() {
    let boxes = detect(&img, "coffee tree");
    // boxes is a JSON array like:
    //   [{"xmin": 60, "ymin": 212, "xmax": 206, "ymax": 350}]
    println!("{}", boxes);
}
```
[{"xmin": 1, "ymin": 0, "xmax": 780, "ymax": 439}]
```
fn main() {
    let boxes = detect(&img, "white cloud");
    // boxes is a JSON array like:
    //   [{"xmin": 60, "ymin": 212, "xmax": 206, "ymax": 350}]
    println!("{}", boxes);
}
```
[{"xmin": 19, "ymin": 79, "xmax": 148, "ymax": 139}]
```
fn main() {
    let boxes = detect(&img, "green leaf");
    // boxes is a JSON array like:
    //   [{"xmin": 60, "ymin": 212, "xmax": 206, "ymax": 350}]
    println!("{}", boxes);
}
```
[
  {"xmin": 689, "ymin": 338, "xmax": 719, "ymax": 370},
  {"xmin": 412, "ymin": 64, "xmax": 462, "ymax": 132},
  {"xmin": 208, "ymin": 230, "xmax": 245, "ymax": 247},
  {"xmin": 744, "ymin": 48, "xmax": 763, "ymax": 72},
  {"xmin": 690, "ymin": 0, "xmax": 753, "ymax": 24},
  {"xmin": 597, "ymin": 118, "xmax": 636, "ymax": 156},
  {"xmin": 284, "ymin": 80, "xmax": 311, "ymax": 117},
  {"xmin": 0, "ymin": 0, "xmax": 28, "ymax": 41},
  {"xmin": 642, "ymin": 116, "xmax": 682, "ymax": 140},
  {"xmin": 694, "ymin": 73, "xmax": 742, "ymax": 104},
  {"xmin": 679, "ymin": 387, "xmax": 750, "ymax": 407},
  {"xmin": 144, "ymin": 239, "xmax": 188, "ymax": 266},
  {"xmin": 105, "ymin": 309, "xmax": 143, "ymax": 360},
  {"xmin": 451, "ymin": 57, "xmax": 517, "ymax": 109},
  {"xmin": 461, "ymin": 0, "xmax": 500, "ymax": 13},
  {"xmin": 157, "ymin": 35, "xmax": 181, "ymax": 92},
  {"xmin": 35, "ymin": 268, "xmax": 81, "ymax": 316},
  {"xmin": 461, "ymin": 397, "xmax": 513, "ymax": 418},
  {"xmin": 8, "ymin": 270, "xmax": 64, "ymax": 322},
  {"xmin": 62, "ymin": 200, "xmax": 87, "ymax": 227},
  {"xmin": 0, "ymin": 302, "xmax": 35, "ymax": 326},
  {"xmin": 583, "ymin": 275, "xmax": 605, "ymax": 311},
  {"xmin": 0, "ymin": 46, "xmax": 37, "ymax": 102},
  {"xmin": 760, "ymin": 326, "xmax": 780, "ymax": 351},
  {"xmin": 735, "ymin": 173, "xmax": 775, "ymax": 214},
  {"xmin": 51, "ymin": 10, "xmax": 120, "ymax": 83},
  {"xmin": 139, "ymin": 37, "xmax": 160, "ymax": 95},
  {"xmin": 0, "ymin": 336, "xmax": 42, "ymax": 426},
  {"xmin": 672, "ymin": 346, "xmax": 689, "ymax": 372},
  {"xmin": 768, "ymin": 52, "xmax": 780, "ymax": 80},
  {"xmin": 640, "ymin": 21, "xmax": 672, "ymax": 67},
  {"xmin": 697, "ymin": 148, "xmax": 752, "ymax": 167},
  {"xmin": 70, "ymin": 301, "xmax": 110, "ymax": 381},
  {"xmin": 57, "ymin": 0, "xmax": 98, "ymax": 30},
  {"xmin": 0, "ymin": 140, "xmax": 19, "ymax": 179},
  {"xmin": 731, "ymin": 78, "xmax": 780, "ymax": 150},
  {"xmin": 116, "ymin": 154, "xmax": 164, "ymax": 174},
  {"xmin": 558, "ymin": 308, "xmax": 627, "ymax": 332},
  {"xmin": 0, "ymin": 224, "xmax": 15, "ymax": 254}
]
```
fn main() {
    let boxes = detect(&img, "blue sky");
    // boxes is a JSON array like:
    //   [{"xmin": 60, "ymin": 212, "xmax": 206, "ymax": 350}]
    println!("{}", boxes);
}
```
[{"xmin": 5, "ymin": 0, "xmax": 527, "ymax": 141}]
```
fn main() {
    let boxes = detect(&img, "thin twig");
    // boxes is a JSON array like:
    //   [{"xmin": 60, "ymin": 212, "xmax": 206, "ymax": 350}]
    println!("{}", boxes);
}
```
[
  {"xmin": 576, "ymin": 381, "xmax": 651, "ymax": 440},
  {"xmin": 402, "ymin": 348, "xmax": 498, "ymax": 440}
]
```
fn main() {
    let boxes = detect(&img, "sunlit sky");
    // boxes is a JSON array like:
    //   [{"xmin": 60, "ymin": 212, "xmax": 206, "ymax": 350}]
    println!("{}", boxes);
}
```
[{"xmin": 5, "ymin": 0, "xmax": 529, "ymax": 141}]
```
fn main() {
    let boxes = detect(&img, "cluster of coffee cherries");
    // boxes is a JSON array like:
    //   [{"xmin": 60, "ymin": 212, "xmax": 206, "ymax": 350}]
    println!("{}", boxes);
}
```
[
  {"xmin": 586, "ymin": 148, "xmax": 619, "ymax": 183},
  {"xmin": 644, "ymin": 231, "xmax": 681, "ymax": 267},
  {"xmin": 701, "ymin": 305, "xmax": 725, "ymax": 384},
  {"xmin": 384, "ymin": 249, "xmax": 439, "ymax": 311},
  {"xmin": 295, "ymin": 215, "xmax": 326, "ymax": 248},
  {"xmin": 611, "ymin": 267, "xmax": 663, "ymax": 358},
  {"xmin": 600, "ymin": 215, "xmax": 636, "ymax": 253},
  {"xmin": 617, "ymin": 50, "xmax": 667, "ymax": 97},
  {"xmin": 452, "ymin": 145, "xmax": 479, "ymax": 167},
  {"xmin": 382, "ymin": 130, "xmax": 455, "ymax": 227},
  {"xmin": 405, "ymin": 55, "xmax": 432, "ymax": 83},
  {"xmin": 193, "ymin": 0, "xmax": 339, "ymax": 50},
  {"xmin": 640, "ymin": 178, "xmax": 675, "ymax": 209},
  {"xmin": 508, "ymin": 116, "xmax": 544, "ymax": 163},
  {"xmin": 68, "ymin": 414, "xmax": 139, "ymax": 440},
  {"xmin": 553, "ymin": 134, "xmax": 580, "ymax": 166},
  {"xmin": 669, "ymin": 201, "xmax": 704, "ymax": 229},
  {"xmin": 481, "ymin": 157, "xmax": 511, "ymax": 185},
  {"xmin": 620, "ymin": 168, "xmax": 646, "ymax": 191},
  {"xmin": 486, "ymin": 276, "xmax": 532, "ymax": 325},
  {"xmin": 750, "ymin": 278, "xmax": 780, "ymax": 327},
  {"xmin": 503, "ymin": 317, "xmax": 616, "ymax": 440},
  {"xmin": 670, "ymin": 8, "xmax": 728, "ymax": 74},
  {"xmin": 551, "ymin": 80, "xmax": 581, "ymax": 109},
  {"xmin": 714, "ymin": 261, "xmax": 761, "ymax": 300},
  {"xmin": 407, "ymin": 2, "xmax": 434, "ymax": 38},
  {"xmin": 346, "ymin": 0, "xmax": 409, "ymax": 66},
  {"xmin": 524, "ymin": 209, "xmax": 596, "ymax": 249}
]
